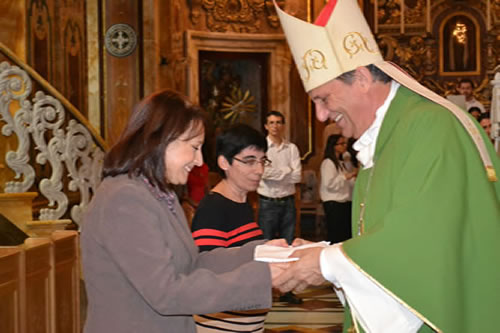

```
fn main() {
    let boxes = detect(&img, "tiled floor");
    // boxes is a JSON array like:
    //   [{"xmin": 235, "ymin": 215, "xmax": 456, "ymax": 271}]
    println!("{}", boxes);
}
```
[
  {"xmin": 264, "ymin": 284, "xmax": 344, "ymax": 333},
  {"xmin": 263, "ymin": 218, "xmax": 344, "ymax": 333}
]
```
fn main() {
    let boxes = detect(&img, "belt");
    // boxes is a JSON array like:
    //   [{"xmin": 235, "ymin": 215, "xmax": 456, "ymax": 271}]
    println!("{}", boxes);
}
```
[{"xmin": 259, "ymin": 194, "xmax": 294, "ymax": 202}]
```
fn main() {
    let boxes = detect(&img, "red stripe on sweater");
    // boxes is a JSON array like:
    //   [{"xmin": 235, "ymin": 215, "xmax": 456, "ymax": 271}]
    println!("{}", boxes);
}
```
[
  {"xmin": 194, "ymin": 229, "xmax": 263, "ymax": 248},
  {"xmin": 192, "ymin": 222, "xmax": 260, "ymax": 239},
  {"xmin": 314, "ymin": 0, "xmax": 337, "ymax": 26}
]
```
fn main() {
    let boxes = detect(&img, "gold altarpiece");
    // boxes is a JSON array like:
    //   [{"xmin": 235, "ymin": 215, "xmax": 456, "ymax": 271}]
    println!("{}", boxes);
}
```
[{"xmin": 372, "ymin": 0, "xmax": 498, "ymax": 110}]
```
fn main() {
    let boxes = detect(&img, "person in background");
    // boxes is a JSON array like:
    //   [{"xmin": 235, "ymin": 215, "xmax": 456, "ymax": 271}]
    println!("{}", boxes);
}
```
[
  {"xmin": 319, "ymin": 134, "xmax": 357, "ymax": 244},
  {"xmin": 322, "ymin": 118, "xmax": 342, "ymax": 152},
  {"xmin": 257, "ymin": 110, "xmax": 303, "ymax": 305},
  {"xmin": 457, "ymin": 78, "xmax": 486, "ymax": 113},
  {"xmin": 346, "ymin": 137, "xmax": 360, "ymax": 169},
  {"xmin": 81, "ymin": 89, "xmax": 286, "ymax": 333},
  {"xmin": 257, "ymin": 111, "xmax": 302, "ymax": 244},
  {"xmin": 271, "ymin": 0, "xmax": 500, "ymax": 332},
  {"xmin": 479, "ymin": 112, "xmax": 493, "ymax": 143},
  {"xmin": 468, "ymin": 106, "xmax": 481, "ymax": 120},
  {"xmin": 191, "ymin": 124, "xmax": 270, "ymax": 332},
  {"xmin": 187, "ymin": 162, "xmax": 210, "ymax": 205}
]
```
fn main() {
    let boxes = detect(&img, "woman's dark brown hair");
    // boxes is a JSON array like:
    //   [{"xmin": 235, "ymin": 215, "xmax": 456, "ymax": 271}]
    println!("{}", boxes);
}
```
[
  {"xmin": 103, "ymin": 89, "xmax": 206, "ymax": 192},
  {"xmin": 324, "ymin": 134, "xmax": 345, "ymax": 172}
]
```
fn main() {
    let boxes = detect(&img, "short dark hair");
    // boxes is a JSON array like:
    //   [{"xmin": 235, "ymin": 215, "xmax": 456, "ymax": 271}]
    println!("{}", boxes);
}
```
[
  {"xmin": 458, "ymin": 78, "xmax": 474, "ymax": 87},
  {"xmin": 478, "ymin": 112, "xmax": 490, "ymax": 122},
  {"xmin": 336, "ymin": 64, "xmax": 392, "ymax": 85},
  {"xmin": 468, "ymin": 106, "xmax": 481, "ymax": 114},
  {"xmin": 103, "ymin": 89, "xmax": 206, "ymax": 192},
  {"xmin": 265, "ymin": 110, "xmax": 285, "ymax": 124},
  {"xmin": 215, "ymin": 124, "xmax": 267, "ymax": 178}
]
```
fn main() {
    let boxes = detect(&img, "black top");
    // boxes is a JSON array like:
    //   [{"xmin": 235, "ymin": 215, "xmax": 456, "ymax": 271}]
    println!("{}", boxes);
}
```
[{"xmin": 191, "ymin": 192, "xmax": 264, "ymax": 252}]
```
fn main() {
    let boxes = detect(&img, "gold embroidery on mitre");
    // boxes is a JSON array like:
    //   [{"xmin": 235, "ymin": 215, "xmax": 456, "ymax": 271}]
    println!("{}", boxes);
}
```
[
  {"xmin": 343, "ymin": 32, "xmax": 377, "ymax": 58},
  {"xmin": 301, "ymin": 49, "xmax": 328, "ymax": 81}
]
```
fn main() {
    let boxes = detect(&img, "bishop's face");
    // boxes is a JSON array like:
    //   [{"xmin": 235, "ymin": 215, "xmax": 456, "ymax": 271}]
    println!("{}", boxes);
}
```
[{"xmin": 310, "ymin": 77, "xmax": 374, "ymax": 139}]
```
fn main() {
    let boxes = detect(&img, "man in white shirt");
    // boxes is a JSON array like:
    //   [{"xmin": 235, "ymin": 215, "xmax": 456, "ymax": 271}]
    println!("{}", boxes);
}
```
[
  {"xmin": 457, "ymin": 78, "xmax": 486, "ymax": 113},
  {"xmin": 269, "ymin": 0, "xmax": 500, "ymax": 332},
  {"xmin": 258, "ymin": 110, "xmax": 303, "ymax": 304},
  {"xmin": 257, "ymin": 110, "xmax": 302, "ymax": 245}
]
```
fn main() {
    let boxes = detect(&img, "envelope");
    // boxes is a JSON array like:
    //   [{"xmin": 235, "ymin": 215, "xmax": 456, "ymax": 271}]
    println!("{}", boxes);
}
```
[{"xmin": 254, "ymin": 241, "xmax": 330, "ymax": 263}]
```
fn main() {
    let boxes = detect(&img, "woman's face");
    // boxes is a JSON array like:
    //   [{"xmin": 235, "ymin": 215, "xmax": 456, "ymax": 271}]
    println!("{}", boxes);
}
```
[
  {"xmin": 224, "ymin": 146, "xmax": 266, "ymax": 194},
  {"xmin": 334, "ymin": 137, "xmax": 348, "ymax": 156},
  {"xmin": 164, "ymin": 123, "xmax": 205, "ymax": 185}
]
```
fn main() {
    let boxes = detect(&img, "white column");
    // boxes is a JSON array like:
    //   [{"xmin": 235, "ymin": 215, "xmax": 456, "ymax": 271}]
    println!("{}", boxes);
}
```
[{"xmin": 490, "ymin": 72, "xmax": 500, "ymax": 152}]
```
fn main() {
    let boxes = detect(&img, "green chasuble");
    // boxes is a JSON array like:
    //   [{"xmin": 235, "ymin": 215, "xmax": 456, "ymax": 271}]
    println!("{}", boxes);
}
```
[{"xmin": 342, "ymin": 85, "xmax": 500, "ymax": 332}]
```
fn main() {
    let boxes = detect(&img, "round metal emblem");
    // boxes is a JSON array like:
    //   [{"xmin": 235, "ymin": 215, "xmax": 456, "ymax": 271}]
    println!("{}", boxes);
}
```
[{"xmin": 104, "ymin": 23, "xmax": 137, "ymax": 58}]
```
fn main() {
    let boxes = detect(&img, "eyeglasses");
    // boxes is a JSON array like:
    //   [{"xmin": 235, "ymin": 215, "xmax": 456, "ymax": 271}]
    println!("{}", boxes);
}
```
[{"xmin": 233, "ymin": 156, "xmax": 272, "ymax": 167}]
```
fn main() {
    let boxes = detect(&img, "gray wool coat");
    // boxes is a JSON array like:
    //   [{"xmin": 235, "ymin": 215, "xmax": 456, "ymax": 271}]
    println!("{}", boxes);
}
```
[{"xmin": 81, "ymin": 175, "xmax": 272, "ymax": 333}]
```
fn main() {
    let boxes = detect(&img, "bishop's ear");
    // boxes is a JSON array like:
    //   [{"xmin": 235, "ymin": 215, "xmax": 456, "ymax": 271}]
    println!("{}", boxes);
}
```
[{"xmin": 354, "ymin": 66, "xmax": 373, "ymax": 92}]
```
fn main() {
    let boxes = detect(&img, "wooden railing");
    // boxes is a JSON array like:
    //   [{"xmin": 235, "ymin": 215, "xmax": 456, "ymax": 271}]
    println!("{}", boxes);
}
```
[{"xmin": 0, "ymin": 42, "xmax": 107, "ymax": 231}]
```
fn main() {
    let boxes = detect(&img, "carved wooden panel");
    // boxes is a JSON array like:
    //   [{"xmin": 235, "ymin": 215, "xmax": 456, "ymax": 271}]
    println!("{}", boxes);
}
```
[
  {"xmin": 0, "ymin": 2, "xmax": 26, "ymax": 62},
  {"xmin": 24, "ymin": 238, "xmax": 53, "ymax": 333},
  {"xmin": 27, "ymin": 0, "xmax": 88, "ymax": 116},
  {"xmin": 28, "ymin": 0, "xmax": 52, "ymax": 83},
  {"xmin": 52, "ymin": 231, "xmax": 80, "ymax": 333},
  {"xmin": 102, "ymin": 1, "xmax": 142, "ymax": 146},
  {"xmin": 0, "ymin": 248, "xmax": 24, "ymax": 333}
]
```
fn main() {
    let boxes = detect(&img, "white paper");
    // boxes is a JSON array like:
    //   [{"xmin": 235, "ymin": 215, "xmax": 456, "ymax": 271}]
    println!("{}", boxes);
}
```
[{"xmin": 254, "ymin": 241, "xmax": 331, "ymax": 263}]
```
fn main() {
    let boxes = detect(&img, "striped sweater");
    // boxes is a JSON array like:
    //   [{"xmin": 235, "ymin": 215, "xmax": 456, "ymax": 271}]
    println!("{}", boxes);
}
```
[{"xmin": 191, "ymin": 192, "xmax": 268, "ymax": 332}]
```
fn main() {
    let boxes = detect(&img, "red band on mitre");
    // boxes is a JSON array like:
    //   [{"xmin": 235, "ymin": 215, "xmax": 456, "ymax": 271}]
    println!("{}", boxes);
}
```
[{"xmin": 314, "ymin": 0, "xmax": 338, "ymax": 26}]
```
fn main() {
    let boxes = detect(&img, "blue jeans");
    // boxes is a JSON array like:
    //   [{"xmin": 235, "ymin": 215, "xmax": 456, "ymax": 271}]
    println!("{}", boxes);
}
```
[{"xmin": 258, "ymin": 196, "xmax": 296, "ymax": 244}]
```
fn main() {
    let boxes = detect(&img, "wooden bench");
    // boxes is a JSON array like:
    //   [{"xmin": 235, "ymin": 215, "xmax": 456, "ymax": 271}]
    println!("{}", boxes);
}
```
[{"xmin": 0, "ymin": 231, "xmax": 80, "ymax": 333}]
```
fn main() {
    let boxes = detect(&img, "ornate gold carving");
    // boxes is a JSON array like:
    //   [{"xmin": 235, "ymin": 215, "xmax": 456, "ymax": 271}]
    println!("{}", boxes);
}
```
[
  {"xmin": 377, "ymin": 0, "xmax": 401, "ymax": 25},
  {"xmin": 202, "ymin": 0, "xmax": 262, "ymax": 32},
  {"xmin": 301, "ymin": 49, "xmax": 328, "ymax": 81},
  {"xmin": 377, "ymin": 0, "xmax": 426, "ymax": 33},
  {"xmin": 378, "ymin": 34, "xmax": 434, "ymax": 81},
  {"xmin": 404, "ymin": 0, "xmax": 425, "ymax": 25},
  {"xmin": 264, "ymin": 0, "xmax": 285, "ymax": 28},
  {"xmin": 495, "ymin": 0, "xmax": 500, "ymax": 24},
  {"xmin": 343, "ymin": 32, "xmax": 378, "ymax": 58},
  {"xmin": 376, "ymin": 32, "xmax": 492, "ymax": 109},
  {"xmin": 189, "ymin": 0, "xmax": 285, "ymax": 32}
]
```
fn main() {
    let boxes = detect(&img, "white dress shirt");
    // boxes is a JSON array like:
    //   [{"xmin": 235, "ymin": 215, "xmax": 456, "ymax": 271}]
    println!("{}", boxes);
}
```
[
  {"xmin": 319, "ymin": 159, "xmax": 355, "ymax": 202},
  {"xmin": 257, "ymin": 136, "xmax": 302, "ymax": 198}
]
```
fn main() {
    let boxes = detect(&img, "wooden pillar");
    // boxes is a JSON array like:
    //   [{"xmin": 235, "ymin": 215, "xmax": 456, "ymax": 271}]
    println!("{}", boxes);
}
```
[{"xmin": 101, "ymin": 1, "xmax": 143, "ymax": 146}]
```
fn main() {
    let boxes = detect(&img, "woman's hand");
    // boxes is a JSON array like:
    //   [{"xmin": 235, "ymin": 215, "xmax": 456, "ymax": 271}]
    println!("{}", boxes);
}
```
[
  {"xmin": 265, "ymin": 238, "xmax": 289, "ymax": 247},
  {"xmin": 291, "ymin": 238, "xmax": 312, "ymax": 247}
]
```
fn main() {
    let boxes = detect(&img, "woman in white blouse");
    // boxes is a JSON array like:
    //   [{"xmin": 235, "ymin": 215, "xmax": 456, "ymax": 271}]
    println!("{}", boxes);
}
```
[{"xmin": 319, "ymin": 134, "xmax": 357, "ymax": 243}]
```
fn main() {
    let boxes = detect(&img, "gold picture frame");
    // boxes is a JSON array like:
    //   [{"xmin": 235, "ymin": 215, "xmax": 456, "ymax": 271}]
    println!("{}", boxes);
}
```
[{"xmin": 439, "ymin": 12, "xmax": 481, "ymax": 76}]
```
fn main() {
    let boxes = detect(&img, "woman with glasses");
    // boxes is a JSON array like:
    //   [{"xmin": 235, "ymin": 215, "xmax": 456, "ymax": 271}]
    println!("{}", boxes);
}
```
[
  {"xmin": 319, "ymin": 134, "xmax": 358, "ymax": 244},
  {"xmin": 191, "ymin": 124, "xmax": 271, "ymax": 332}
]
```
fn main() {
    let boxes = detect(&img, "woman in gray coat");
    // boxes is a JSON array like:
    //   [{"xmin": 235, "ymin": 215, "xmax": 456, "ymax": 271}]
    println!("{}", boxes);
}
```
[{"xmin": 81, "ymin": 90, "xmax": 283, "ymax": 332}]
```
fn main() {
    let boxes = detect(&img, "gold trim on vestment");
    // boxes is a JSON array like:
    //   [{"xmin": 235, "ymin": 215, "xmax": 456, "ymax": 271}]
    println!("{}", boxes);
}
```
[
  {"xmin": 339, "ymin": 245, "xmax": 442, "ymax": 333},
  {"xmin": 486, "ymin": 166, "xmax": 498, "ymax": 182}
]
